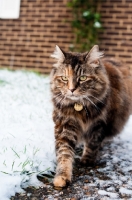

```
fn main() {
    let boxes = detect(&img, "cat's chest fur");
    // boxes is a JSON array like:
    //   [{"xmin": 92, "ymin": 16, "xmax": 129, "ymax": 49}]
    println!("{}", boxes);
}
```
[{"xmin": 61, "ymin": 105, "xmax": 93, "ymax": 137}]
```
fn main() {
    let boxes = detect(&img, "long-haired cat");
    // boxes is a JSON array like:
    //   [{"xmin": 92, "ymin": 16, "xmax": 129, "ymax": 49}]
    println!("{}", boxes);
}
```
[{"xmin": 50, "ymin": 45, "xmax": 132, "ymax": 187}]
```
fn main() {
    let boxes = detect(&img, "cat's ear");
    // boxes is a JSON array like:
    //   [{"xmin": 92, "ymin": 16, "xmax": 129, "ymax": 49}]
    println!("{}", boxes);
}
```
[
  {"xmin": 86, "ymin": 45, "xmax": 104, "ymax": 67},
  {"xmin": 51, "ymin": 45, "xmax": 65, "ymax": 63}
]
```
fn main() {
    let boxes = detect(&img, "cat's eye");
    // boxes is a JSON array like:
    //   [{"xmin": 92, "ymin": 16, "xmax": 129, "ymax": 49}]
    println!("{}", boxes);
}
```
[
  {"xmin": 79, "ymin": 76, "xmax": 87, "ymax": 81},
  {"xmin": 61, "ymin": 76, "xmax": 68, "ymax": 81}
]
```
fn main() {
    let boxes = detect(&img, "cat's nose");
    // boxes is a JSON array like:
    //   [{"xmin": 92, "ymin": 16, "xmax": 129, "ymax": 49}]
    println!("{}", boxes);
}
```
[{"xmin": 69, "ymin": 88, "xmax": 76, "ymax": 93}]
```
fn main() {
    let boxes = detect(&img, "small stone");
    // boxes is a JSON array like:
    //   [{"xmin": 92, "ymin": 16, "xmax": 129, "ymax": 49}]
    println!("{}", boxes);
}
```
[
  {"xmin": 59, "ymin": 191, "xmax": 63, "ymax": 195},
  {"xmin": 19, "ymin": 193, "xmax": 26, "ymax": 196},
  {"xmin": 85, "ymin": 192, "xmax": 91, "ymax": 196},
  {"xmin": 27, "ymin": 193, "xmax": 31, "ymax": 197},
  {"xmin": 83, "ymin": 185, "xmax": 89, "ymax": 190},
  {"xmin": 31, "ymin": 198, "xmax": 38, "ymax": 200}
]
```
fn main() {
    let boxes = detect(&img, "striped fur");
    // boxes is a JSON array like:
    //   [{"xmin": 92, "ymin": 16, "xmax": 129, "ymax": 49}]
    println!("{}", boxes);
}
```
[{"xmin": 50, "ymin": 45, "xmax": 132, "ymax": 187}]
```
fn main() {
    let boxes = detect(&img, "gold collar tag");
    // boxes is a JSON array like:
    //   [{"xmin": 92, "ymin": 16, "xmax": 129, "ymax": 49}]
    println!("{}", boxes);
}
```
[{"xmin": 74, "ymin": 103, "xmax": 83, "ymax": 111}]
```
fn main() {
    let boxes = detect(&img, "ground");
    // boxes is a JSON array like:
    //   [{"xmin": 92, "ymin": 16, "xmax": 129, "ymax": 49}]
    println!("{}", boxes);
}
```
[
  {"xmin": 0, "ymin": 70, "xmax": 131, "ymax": 200},
  {"xmin": 11, "ymin": 139, "xmax": 132, "ymax": 200}
]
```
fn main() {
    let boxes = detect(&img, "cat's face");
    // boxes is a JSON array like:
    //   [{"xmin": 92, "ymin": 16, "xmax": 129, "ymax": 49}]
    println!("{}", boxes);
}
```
[{"xmin": 51, "ymin": 45, "xmax": 109, "ymax": 105}]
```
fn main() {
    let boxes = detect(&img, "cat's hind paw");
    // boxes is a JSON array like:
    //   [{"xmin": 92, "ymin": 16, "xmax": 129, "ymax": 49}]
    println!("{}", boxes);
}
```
[{"xmin": 80, "ymin": 157, "xmax": 95, "ymax": 166}]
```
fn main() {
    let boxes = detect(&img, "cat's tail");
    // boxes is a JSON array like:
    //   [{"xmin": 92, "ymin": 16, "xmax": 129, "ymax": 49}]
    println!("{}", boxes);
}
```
[
  {"xmin": 102, "ymin": 57, "xmax": 132, "ymax": 114},
  {"xmin": 126, "ymin": 78, "xmax": 132, "ymax": 114},
  {"xmin": 130, "ymin": 81, "xmax": 132, "ymax": 114}
]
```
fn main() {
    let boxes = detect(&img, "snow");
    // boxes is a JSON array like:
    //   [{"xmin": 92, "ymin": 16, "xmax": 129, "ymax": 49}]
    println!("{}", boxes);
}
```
[
  {"xmin": 0, "ymin": 175, "xmax": 23, "ymax": 200},
  {"xmin": 98, "ymin": 190, "xmax": 118, "ymax": 198},
  {"xmin": 119, "ymin": 187, "xmax": 132, "ymax": 195},
  {"xmin": 0, "ymin": 70, "xmax": 55, "ymax": 200},
  {"xmin": 0, "ymin": 69, "xmax": 132, "ymax": 199}
]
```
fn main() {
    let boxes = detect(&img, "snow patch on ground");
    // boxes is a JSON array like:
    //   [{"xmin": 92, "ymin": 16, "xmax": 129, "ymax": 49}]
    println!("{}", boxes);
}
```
[
  {"xmin": 98, "ymin": 190, "xmax": 118, "ymax": 198},
  {"xmin": 119, "ymin": 187, "xmax": 132, "ymax": 195},
  {"xmin": 0, "ymin": 70, "xmax": 55, "ymax": 200}
]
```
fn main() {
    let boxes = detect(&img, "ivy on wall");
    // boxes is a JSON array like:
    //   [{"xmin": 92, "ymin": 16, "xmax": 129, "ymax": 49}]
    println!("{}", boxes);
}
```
[{"xmin": 67, "ymin": 0, "xmax": 102, "ymax": 52}]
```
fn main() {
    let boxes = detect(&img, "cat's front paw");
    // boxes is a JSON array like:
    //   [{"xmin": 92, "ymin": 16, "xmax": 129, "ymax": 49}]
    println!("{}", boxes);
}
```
[{"xmin": 53, "ymin": 175, "xmax": 71, "ymax": 188}]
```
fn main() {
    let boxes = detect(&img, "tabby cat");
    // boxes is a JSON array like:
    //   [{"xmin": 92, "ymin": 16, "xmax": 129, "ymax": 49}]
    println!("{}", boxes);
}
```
[{"xmin": 50, "ymin": 45, "xmax": 132, "ymax": 187}]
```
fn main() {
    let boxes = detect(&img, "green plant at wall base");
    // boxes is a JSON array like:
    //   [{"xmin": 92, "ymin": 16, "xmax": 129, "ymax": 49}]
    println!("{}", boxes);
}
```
[{"xmin": 67, "ymin": 0, "xmax": 102, "ymax": 52}]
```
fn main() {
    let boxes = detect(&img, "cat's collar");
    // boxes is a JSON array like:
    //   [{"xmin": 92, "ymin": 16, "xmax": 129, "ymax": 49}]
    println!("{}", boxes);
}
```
[{"xmin": 74, "ymin": 103, "xmax": 83, "ymax": 111}]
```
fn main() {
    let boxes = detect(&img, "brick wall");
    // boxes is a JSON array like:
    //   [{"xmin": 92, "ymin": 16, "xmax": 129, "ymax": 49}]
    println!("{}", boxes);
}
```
[
  {"xmin": 98, "ymin": 0, "xmax": 132, "ymax": 71},
  {"xmin": 0, "ymin": 0, "xmax": 73, "ymax": 73},
  {"xmin": 0, "ymin": 0, "xmax": 132, "ymax": 73}
]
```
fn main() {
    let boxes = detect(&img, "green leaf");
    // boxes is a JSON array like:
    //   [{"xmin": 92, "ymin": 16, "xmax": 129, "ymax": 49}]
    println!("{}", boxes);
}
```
[{"xmin": 94, "ymin": 13, "xmax": 101, "ymax": 20}]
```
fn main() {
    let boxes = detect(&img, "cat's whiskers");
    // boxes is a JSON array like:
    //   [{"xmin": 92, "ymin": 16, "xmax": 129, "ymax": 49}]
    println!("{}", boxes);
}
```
[
  {"xmin": 55, "ymin": 93, "xmax": 62, "ymax": 98},
  {"xmin": 85, "ymin": 96, "xmax": 100, "ymax": 113},
  {"xmin": 54, "ymin": 93, "xmax": 62, "ymax": 102},
  {"xmin": 89, "ymin": 95, "xmax": 105, "ymax": 105},
  {"xmin": 60, "ymin": 96, "xmax": 66, "ymax": 108},
  {"xmin": 56, "ymin": 95, "xmax": 64, "ymax": 106}
]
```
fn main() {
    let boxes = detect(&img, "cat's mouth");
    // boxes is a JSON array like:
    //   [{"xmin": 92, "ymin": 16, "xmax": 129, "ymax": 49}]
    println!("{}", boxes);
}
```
[{"xmin": 66, "ymin": 95, "xmax": 80, "ymax": 101}]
